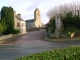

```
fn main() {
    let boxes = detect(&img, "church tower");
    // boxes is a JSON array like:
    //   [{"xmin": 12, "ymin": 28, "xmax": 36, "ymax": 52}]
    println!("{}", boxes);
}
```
[
  {"xmin": 34, "ymin": 8, "xmax": 43, "ymax": 28},
  {"xmin": 34, "ymin": 8, "xmax": 41, "ymax": 21}
]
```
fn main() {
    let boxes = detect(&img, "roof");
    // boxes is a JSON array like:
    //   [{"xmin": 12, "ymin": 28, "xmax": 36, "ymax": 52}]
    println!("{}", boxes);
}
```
[
  {"xmin": 15, "ymin": 15, "xmax": 24, "ymax": 21},
  {"xmin": 25, "ymin": 19, "xmax": 35, "ymax": 23}
]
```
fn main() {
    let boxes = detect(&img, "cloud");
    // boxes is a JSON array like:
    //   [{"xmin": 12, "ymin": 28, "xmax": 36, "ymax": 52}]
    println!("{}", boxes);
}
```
[
  {"xmin": 7, "ymin": 0, "xmax": 33, "ymax": 10},
  {"xmin": 27, "ymin": 0, "xmax": 43, "ymax": 11},
  {"xmin": 6, "ymin": 0, "xmax": 34, "ymax": 19}
]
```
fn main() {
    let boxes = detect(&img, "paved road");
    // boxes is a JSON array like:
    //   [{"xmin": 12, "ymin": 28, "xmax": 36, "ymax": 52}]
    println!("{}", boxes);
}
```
[{"xmin": 0, "ymin": 30, "xmax": 80, "ymax": 60}]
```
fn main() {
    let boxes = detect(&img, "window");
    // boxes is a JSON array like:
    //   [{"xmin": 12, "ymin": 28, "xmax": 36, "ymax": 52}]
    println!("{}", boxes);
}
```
[
  {"xmin": 38, "ymin": 14, "xmax": 39, "ymax": 16},
  {"xmin": 17, "ymin": 22, "xmax": 20, "ymax": 27}
]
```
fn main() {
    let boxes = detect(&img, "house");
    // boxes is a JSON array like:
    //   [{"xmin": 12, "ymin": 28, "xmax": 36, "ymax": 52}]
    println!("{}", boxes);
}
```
[
  {"xmin": 14, "ymin": 11, "xmax": 26, "ymax": 34},
  {"xmin": 25, "ymin": 8, "xmax": 43, "ymax": 30}
]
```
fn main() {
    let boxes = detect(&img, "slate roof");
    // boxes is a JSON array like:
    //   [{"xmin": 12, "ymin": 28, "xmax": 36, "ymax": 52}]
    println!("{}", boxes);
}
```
[
  {"xmin": 15, "ymin": 15, "xmax": 24, "ymax": 21},
  {"xmin": 25, "ymin": 19, "xmax": 35, "ymax": 23}
]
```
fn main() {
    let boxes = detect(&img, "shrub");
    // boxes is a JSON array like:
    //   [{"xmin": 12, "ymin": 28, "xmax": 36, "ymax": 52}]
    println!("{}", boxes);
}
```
[
  {"xmin": 64, "ymin": 26, "xmax": 80, "ymax": 36},
  {"xmin": 66, "ymin": 31, "xmax": 72, "ymax": 36},
  {"xmin": 13, "ymin": 29, "xmax": 20, "ymax": 35},
  {"xmin": 16, "ymin": 46, "xmax": 80, "ymax": 60},
  {"xmin": 0, "ymin": 22, "xmax": 7, "ymax": 34},
  {"xmin": 48, "ymin": 27, "xmax": 54, "ymax": 33}
]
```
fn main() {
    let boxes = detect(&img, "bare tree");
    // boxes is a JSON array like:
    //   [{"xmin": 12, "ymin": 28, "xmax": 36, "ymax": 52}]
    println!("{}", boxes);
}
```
[{"xmin": 47, "ymin": 2, "xmax": 80, "ymax": 19}]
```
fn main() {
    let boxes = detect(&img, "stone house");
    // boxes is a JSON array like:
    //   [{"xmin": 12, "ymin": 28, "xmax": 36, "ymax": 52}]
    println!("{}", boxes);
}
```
[
  {"xmin": 14, "ymin": 11, "xmax": 26, "ymax": 34},
  {"xmin": 25, "ymin": 8, "xmax": 43, "ymax": 30}
]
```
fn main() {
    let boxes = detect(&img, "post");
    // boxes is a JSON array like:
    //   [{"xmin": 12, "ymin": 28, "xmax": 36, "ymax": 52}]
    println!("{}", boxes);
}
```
[{"xmin": 77, "ymin": 10, "xmax": 79, "ymax": 18}]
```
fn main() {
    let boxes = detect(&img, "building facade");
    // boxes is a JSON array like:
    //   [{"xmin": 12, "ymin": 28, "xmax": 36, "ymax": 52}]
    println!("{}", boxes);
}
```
[{"xmin": 14, "ymin": 11, "xmax": 26, "ymax": 34}]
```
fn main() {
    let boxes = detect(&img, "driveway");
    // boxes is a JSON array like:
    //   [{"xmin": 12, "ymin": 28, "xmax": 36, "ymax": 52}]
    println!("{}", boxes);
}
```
[
  {"xmin": 1, "ymin": 30, "xmax": 45, "ymax": 44},
  {"xmin": 0, "ymin": 30, "xmax": 80, "ymax": 60}
]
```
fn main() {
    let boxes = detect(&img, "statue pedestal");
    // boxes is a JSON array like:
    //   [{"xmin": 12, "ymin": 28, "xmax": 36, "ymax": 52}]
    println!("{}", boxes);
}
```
[{"xmin": 55, "ymin": 29, "xmax": 60, "ymax": 35}]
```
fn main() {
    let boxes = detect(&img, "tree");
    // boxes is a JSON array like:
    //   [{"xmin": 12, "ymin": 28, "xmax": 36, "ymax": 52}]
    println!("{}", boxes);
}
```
[
  {"xmin": 0, "ymin": 22, "xmax": 7, "ymax": 34},
  {"xmin": 46, "ymin": 2, "xmax": 80, "ymax": 35},
  {"xmin": 1, "ymin": 6, "xmax": 14, "ymax": 34},
  {"xmin": 0, "ymin": 12, "xmax": 1, "ymax": 22}
]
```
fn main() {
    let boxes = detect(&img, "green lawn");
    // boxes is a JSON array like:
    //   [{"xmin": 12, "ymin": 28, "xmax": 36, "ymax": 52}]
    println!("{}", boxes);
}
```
[{"xmin": 16, "ymin": 46, "xmax": 80, "ymax": 60}]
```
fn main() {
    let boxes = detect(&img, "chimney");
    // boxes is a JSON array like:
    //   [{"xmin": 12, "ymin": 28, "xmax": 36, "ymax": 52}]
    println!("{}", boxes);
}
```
[
  {"xmin": 14, "ymin": 11, "xmax": 16, "ymax": 15},
  {"xmin": 17, "ymin": 13, "xmax": 21, "ymax": 17}
]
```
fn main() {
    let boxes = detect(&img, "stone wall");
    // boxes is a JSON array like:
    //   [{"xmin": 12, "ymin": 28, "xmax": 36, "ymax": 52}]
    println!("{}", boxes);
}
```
[{"xmin": 0, "ymin": 34, "xmax": 12, "ymax": 41}]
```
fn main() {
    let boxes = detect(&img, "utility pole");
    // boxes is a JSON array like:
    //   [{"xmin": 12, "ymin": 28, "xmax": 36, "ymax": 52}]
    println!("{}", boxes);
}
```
[
  {"xmin": 77, "ymin": 10, "xmax": 79, "ymax": 18},
  {"xmin": 75, "ymin": 5, "xmax": 76, "ymax": 15}
]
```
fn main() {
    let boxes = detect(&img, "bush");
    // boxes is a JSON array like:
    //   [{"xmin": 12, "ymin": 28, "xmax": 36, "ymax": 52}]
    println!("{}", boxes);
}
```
[
  {"xmin": 0, "ymin": 22, "xmax": 7, "ymax": 34},
  {"xmin": 26, "ymin": 27, "xmax": 41, "ymax": 32},
  {"xmin": 64, "ymin": 26, "xmax": 80, "ymax": 36},
  {"xmin": 16, "ymin": 46, "xmax": 80, "ymax": 60},
  {"xmin": 48, "ymin": 27, "xmax": 54, "ymax": 33},
  {"xmin": 13, "ymin": 29, "xmax": 20, "ymax": 35}
]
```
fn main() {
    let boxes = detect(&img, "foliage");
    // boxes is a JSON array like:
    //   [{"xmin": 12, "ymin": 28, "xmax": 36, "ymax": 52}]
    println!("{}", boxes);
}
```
[
  {"xmin": 46, "ymin": 17, "xmax": 55, "ymax": 33},
  {"xmin": 48, "ymin": 27, "xmax": 54, "ymax": 33},
  {"xmin": 1, "ymin": 6, "xmax": 14, "ymax": 34},
  {"xmin": 0, "ymin": 22, "xmax": 7, "ymax": 34},
  {"xmin": 45, "ymin": 23, "xmax": 50, "ymax": 32},
  {"xmin": 0, "ymin": 12, "xmax": 1, "ymax": 21},
  {"xmin": 47, "ymin": 3, "xmax": 80, "ymax": 36},
  {"xmin": 16, "ymin": 46, "xmax": 80, "ymax": 60},
  {"xmin": 13, "ymin": 29, "xmax": 20, "ymax": 35},
  {"xmin": 64, "ymin": 26, "xmax": 80, "ymax": 36},
  {"xmin": 47, "ymin": 10, "xmax": 80, "ymax": 35},
  {"xmin": 72, "ymin": 15, "xmax": 80, "ymax": 29},
  {"xmin": 26, "ymin": 27, "xmax": 40, "ymax": 32}
]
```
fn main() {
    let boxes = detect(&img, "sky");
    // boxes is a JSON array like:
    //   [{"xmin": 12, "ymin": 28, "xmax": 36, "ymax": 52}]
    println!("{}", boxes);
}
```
[{"xmin": 0, "ymin": 0, "xmax": 80, "ymax": 24}]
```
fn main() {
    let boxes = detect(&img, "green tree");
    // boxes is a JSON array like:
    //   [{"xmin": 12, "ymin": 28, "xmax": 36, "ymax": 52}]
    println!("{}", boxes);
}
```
[
  {"xmin": 62, "ymin": 11, "xmax": 73, "ymax": 28},
  {"xmin": 0, "ymin": 22, "xmax": 7, "ymax": 34},
  {"xmin": 1, "ymin": 6, "xmax": 14, "ymax": 34},
  {"xmin": 0, "ymin": 12, "xmax": 1, "ymax": 22}
]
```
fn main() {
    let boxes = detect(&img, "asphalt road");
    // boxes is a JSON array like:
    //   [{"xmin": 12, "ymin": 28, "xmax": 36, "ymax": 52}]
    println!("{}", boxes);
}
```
[{"xmin": 0, "ymin": 30, "xmax": 80, "ymax": 60}]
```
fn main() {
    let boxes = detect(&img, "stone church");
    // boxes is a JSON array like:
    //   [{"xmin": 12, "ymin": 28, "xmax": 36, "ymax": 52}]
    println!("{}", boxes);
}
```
[
  {"xmin": 25, "ymin": 8, "xmax": 43, "ymax": 29},
  {"xmin": 14, "ymin": 11, "xmax": 26, "ymax": 34}
]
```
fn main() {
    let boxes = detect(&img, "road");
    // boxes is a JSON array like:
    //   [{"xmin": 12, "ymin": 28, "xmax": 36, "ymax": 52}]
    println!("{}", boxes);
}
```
[{"xmin": 0, "ymin": 30, "xmax": 80, "ymax": 60}]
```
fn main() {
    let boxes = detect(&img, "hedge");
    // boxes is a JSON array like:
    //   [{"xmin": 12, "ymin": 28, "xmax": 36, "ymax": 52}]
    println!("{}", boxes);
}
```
[{"xmin": 16, "ymin": 46, "xmax": 80, "ymax": 60}]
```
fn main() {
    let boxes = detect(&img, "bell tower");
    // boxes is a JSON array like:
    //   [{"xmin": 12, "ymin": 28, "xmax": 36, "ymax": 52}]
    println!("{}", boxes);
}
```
[
  {"xmin": 34, "ymin": 8, "xmax": 41, "ymax": 21},
  {"xmin": 34, "ymin": 8, "xmax": 43, "ymax": 28}
]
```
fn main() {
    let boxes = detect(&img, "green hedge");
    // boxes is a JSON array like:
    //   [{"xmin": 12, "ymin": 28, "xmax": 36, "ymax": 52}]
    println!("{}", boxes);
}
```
[
  {"xmin": 48, "ymin": 27, "xmax": 54, "ymax": 33},
  {"xmin": 16, "ymin": 46, "xmax": 80, "ymax": 60},
  {"xmin": 64, "ymin": 26, "xmax": 80, "ymax": 36},
  {"xmin": 13, "ymin": 29, "xmax": 20, "ymax": 35}
]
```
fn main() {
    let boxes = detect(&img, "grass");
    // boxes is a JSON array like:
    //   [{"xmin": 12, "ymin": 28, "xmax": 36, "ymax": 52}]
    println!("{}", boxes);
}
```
[{"xmin": 16, "ymin": 46, "xmax": 80, "ymax": 60}]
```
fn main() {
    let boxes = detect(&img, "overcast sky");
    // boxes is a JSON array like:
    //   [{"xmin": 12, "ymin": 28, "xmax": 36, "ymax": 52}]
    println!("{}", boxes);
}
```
[{"xmin": 0, "ymin": 0, "xmax": 80, "ymax": 24}]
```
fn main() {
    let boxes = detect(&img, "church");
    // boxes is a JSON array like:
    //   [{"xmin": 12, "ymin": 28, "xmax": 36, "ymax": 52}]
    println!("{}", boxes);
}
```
[{"xmin": 25, "ymin": 8, "xmax": 43, "ymax": 30}]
